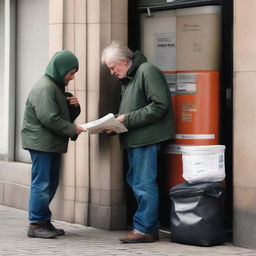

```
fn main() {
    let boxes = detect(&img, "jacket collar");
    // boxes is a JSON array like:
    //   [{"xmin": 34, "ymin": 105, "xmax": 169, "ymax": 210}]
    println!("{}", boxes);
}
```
[
  {"xmin": 119, "ymin": 51, "xmax": 147, "ymax": 85},
  {"xmin": 127, "ymin": 51, "xmax": 147, "ymax": 77}
]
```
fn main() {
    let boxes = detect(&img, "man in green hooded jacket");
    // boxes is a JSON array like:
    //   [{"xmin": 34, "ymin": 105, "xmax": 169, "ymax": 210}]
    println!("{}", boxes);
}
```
[
  {"xmin": 21, "ymin": 50, "xmax": 85, "ymax": 239},
  {"xmin": 101, "ymin": 42, "xmax": 174, "ymax": 243}
]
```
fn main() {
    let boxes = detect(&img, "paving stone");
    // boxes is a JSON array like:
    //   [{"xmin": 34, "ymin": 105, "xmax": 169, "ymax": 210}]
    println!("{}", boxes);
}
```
[{"xmin": 0, "ymin": 205, "xmax": 256, "ymax": 256}]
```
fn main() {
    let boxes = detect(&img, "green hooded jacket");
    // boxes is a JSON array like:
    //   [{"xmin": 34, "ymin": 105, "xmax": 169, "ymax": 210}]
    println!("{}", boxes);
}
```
[
  {"xmin": 119, "ymin": 51, "xmax": 175, "ymax": 148},
  {"xmin": 21, "ymin": 50, "xmax": 79, "ymax": 153}
]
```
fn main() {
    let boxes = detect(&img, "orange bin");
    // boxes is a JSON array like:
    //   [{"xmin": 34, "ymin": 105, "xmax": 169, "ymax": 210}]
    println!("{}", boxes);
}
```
[
  {"xmin": 159, "ymin": 144, "xmax": 186, "ymax": 194},
  {"xmin": 159, "ymin": 144, "xmax": 226, "ymax": 194},
  {"xmin": 174, "ymin": 71, "xmax": 220, "ymax": 145}
]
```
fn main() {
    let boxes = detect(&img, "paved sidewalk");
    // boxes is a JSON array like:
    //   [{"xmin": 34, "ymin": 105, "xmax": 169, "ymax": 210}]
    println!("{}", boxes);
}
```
[{"xmin": 1, "ymin": 205, "xmax": 256, "ymax": 256}]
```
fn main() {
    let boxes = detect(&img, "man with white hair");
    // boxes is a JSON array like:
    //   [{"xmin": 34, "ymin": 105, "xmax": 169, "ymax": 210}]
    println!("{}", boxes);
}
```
[{"xmin": 102, "ymin": 42, "xmax": 174, "ymax": 243}]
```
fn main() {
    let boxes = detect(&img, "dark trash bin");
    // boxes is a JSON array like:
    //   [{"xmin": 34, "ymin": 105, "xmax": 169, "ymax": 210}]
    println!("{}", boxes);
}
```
[{"xmin": 169, "ymin": 182, "xmax": 226, "ymax": 246}]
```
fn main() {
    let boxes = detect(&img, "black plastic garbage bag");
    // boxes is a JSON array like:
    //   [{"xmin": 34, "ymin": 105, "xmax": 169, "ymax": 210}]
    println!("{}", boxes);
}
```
[{"xmin": 169, "ymin": 182, "xmax": 226, "ymax": 246}]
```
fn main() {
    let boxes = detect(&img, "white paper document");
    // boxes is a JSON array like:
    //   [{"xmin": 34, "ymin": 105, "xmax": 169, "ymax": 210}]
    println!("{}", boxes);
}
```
[{"xmin": 80, "ymin": 113, "xmax": 128, "ymax": 134}]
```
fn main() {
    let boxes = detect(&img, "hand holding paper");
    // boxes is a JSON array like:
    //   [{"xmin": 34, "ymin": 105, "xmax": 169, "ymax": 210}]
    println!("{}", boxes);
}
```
[{"xmin": 80, "ymin": 113, "xmax": 128, "ymax": 134}]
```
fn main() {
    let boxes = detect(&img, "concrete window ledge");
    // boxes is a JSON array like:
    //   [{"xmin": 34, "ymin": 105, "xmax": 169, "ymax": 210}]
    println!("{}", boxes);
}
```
[{"xmin": 0, "ymin": 161, "xmax": 31, "ymax": 210}]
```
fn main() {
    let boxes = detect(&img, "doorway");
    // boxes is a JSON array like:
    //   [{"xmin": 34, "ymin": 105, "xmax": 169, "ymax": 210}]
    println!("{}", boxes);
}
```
[{"xmin": 127, "ymin": 0, "xmax": 233, "ymax": 235}]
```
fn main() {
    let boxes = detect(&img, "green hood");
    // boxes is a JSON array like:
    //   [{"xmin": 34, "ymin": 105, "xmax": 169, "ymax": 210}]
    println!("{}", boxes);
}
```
[{"xmin": 45, "ymin": 50, "xmax": 79, "ymax": 88}]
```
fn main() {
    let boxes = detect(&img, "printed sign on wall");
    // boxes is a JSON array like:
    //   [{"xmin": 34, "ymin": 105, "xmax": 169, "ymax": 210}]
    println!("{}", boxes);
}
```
[{"xmin": 154, "ymin": 33, "xmax": 176, "ymax": 71}]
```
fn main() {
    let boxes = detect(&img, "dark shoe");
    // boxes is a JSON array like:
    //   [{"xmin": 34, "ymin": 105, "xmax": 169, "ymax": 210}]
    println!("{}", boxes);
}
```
[
  {"xmin": 27, "ymin": 223, "xmax": 58, "ymax": 239},
  {"xmin": 119, "ymin": 231, "xmax": 159, "ymax": 243},
  {"xmin": 46, "ymin": 221, "xmax": 65, "ymax": 236}
]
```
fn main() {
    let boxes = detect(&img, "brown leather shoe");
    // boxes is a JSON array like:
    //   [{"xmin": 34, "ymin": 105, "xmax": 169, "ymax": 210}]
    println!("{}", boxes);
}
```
[
  {"xmin": 27, "ymin": 223, "xmax": 58, "ymax": 239},
  {"xmin": 46, "ymin": 221, "xmax": 65, "ymax": 236},
  {"xmin": 119, "ymin": 231, "xmax": 159, "ymax": 243}
]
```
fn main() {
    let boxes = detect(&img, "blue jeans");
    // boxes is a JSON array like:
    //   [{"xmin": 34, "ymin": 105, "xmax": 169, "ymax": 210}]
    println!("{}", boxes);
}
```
[
  {"xmin": 28, "ymin": 150, "xmax": 61, "ymax": 223},
  {"xmin": 127, "ymin": 144, "xmax": 161, "ymax": 234}
]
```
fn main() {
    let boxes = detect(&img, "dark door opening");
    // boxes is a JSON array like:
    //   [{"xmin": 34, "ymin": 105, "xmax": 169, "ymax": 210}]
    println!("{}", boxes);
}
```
[{"xmin": 126, "ymin": 0, "xmax": 233, "ymax": 237}]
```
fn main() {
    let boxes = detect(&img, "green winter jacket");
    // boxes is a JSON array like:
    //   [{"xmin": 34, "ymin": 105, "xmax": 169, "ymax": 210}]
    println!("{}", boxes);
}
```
[
  {"xmin": 119, "ymin": 51, "xmax": 174, "ymax": 148},
  {"xmin": 21, "ymin": 50, "xmax": 79, "ymax": 153}
]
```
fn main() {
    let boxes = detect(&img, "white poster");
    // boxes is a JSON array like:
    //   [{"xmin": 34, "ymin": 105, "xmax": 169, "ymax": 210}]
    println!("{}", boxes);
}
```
[{"xmin": 154, "ymin": 33, "xmax": 176, "ymax": 71}]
